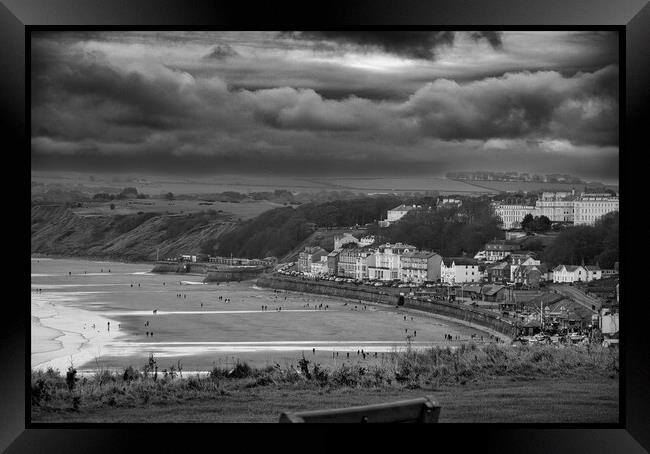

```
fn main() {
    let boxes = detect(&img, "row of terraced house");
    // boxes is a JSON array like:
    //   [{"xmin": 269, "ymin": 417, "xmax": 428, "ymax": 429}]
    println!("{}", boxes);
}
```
[{"xmin": 297, "ymin": 235, "xmax": 483, "ymax": 285}]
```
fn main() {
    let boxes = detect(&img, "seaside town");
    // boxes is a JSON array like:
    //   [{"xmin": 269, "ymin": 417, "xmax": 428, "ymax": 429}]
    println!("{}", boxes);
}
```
[
  {"xmin": 170, "ymin": 190, "xmax": 620, "ymax": 348},
  {"xmin": 28, "ymin": 30, "xmax": 621, "ymax": 425}
]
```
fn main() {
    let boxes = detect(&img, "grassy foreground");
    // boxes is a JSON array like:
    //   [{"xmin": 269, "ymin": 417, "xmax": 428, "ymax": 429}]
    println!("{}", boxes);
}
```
[{"xmin": 31, "ymin": 343, "xmax": 619, "ymax": 423}]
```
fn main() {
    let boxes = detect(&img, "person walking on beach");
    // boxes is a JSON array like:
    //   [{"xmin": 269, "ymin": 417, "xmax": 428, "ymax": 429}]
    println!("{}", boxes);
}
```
[{"xmin": 107, "ymin": 322, "xmax": 110, "ymax": 331}]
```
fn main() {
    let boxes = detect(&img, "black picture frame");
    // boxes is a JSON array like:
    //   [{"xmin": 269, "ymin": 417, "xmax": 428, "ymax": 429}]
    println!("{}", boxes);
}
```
[{"xmin": 5, "ymin": 0, "xmax": 648, "ymax": 452}]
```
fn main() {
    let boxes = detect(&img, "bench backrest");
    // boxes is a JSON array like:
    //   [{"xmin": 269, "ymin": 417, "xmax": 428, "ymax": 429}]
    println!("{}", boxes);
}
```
[{"xmin": 279, "ymin": 396, "xmax": 440, "ymax": 423}]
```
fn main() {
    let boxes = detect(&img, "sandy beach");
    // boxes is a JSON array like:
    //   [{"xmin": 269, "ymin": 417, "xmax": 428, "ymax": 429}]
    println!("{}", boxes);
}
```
[
  {"xmin": 31, "ymin": 257, "xmax": 494, "ymax": 373},
  {"xmin": 31, "ymin": 291, "xmax": 126, "ymax": 373}
]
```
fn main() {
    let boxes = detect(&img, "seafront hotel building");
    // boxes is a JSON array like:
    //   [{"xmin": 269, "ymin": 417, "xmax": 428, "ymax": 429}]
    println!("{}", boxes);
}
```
[
  {"xmin": 494, "ymin": 192, "xmax": 618, "ymax": 229},
  {"xmin": 573, "ymin": 194, "xmax": 619, "ymax": 226}
]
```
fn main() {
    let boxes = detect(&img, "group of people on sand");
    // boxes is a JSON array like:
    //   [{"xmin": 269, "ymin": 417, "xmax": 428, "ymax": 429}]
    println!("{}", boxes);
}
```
[
  {"xmin": 82, "ymin": 321, "xmax": 120, "ymax": 333},
  {"xmin": 69, "ymin": 269, "xmax": 111, "ymax": 275},
  {"xmin": 217, "ymin": 296, "xmax": 231, "ymax": 303},
  {"xmin": 323, "ymin": 349, "xmax": 379, "ymax": 360}
]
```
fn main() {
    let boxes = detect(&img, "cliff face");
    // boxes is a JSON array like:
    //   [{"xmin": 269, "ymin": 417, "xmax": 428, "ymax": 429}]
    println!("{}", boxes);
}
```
[{"xmin": 31, "ymin": 205, "xmax": 235, "ymax": 261}]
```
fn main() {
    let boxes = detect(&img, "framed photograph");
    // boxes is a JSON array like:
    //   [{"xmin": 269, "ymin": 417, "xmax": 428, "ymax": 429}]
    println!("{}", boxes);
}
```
[{"xmin": 4, "ymin": 0, "xmax": 648, "ymax": 451}]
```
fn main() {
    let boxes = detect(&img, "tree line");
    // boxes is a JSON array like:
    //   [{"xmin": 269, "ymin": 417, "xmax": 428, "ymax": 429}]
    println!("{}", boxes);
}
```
[
  {"xmin": 212, "ymin": 196, "xmax": 402, "ymax": 258},
  {"xmin": 541, "ymin": 212, "xmax": 618, "ymax": 268}
]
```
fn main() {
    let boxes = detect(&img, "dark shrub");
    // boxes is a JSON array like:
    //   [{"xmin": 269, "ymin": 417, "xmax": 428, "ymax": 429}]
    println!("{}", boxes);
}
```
[
  {"xmin": 228, "ymin": 361, "xmax": 253, "ymax": 379},
  {"xmin": 66, "ymin": 366, "xmax": 78, "ymax": 392},
  {"xmin": 123, "ymin": 366, "xmax": 141, "ymax": 382}
]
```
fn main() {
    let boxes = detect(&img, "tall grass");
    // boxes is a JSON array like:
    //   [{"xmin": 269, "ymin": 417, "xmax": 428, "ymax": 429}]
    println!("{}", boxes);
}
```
[{"xmin": 31, "ymin": 344, "xmax": 618, "ymax": 412}]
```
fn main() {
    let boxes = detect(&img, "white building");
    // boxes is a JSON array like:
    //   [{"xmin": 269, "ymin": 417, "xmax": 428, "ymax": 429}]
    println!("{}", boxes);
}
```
[
  {"xmin": 584, "ymin": 265, "xmax": 603, "ymax": 281},
  {"xmin": 441, "ymin": 258, "xmax": 481, "ymax": 284},
  {"xmin": 438, "ymin": 198, "xmax": 462, "ymax": 207},
  {"xmin": 379, "ymin": 204, "xmax": 422, "ymax": 227},
  {"xmin": 310, "ymin": 256, "xmax": 329, "ymax": 276},
  {"xmin": 337, "ymin": 247, "xmax": 373, "ymax": 280},
  {"xmin": 367, "ymin": 243, "xmax": 416, "ymax": 281},
  {"xmin": 359, "ymin": 235, "xmax": 375, "ymax": 247},
  {"xmin": 507, "ymin": 254, "xmax": 540, "ymax": 280},
  {"xmin": 493, "ymin": 204, "xmax": 537, "ymax": 229},
  {"xmin": 553, "ymin": 265, "xmax": 588, "ymax": 283},
  {"xmin": 298, "ymin": 247, "xmax": 328, "ymax": 273},
  {"xmin": 535, "ymin": 191, "xmax": 575, "ymax": 223},
  {"xmin": 573, "ymin": 193, "xmax": 619, "ymax": 226},
  {"xmin": 484, "ymin": 241, "xmax": 520, "ymax": 263},
  {"xmin": 400, "ymin": 251, "xmax": 443, "ymax": 284}
]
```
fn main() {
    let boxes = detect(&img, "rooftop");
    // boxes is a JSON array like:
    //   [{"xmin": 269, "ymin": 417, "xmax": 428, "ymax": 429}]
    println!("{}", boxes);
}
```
[
  {"xmin": 389, "ymin": 204, "xmax": 419, "ymax": 212},
  {"xmin": 553, "ymin": 265, "xmax": 584, "ymax": 272},
  {"xmin": 443, "ymin": 257, "xmax": 479, "ymax": 266},
  {"xmin": 402, "ymin": 251, "xmax": 440, "ymax": 259}
]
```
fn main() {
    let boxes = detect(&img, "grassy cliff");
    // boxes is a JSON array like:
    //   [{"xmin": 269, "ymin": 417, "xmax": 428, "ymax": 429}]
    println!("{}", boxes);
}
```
[{"xmin": 31, "ymin": 205, "xmax": 235, "ymax": 261}]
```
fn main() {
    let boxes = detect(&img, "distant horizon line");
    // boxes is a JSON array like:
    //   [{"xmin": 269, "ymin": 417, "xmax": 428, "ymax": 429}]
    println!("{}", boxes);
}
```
[{"xmin": 30, "ymin": 169, "xmax": 619, "ymax": 186}]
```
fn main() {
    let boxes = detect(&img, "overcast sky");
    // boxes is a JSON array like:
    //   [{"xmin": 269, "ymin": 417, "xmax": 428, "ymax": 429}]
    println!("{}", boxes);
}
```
[{"xmin": 31, "ymin": 31, "xmax": 619, "ymax": 182}]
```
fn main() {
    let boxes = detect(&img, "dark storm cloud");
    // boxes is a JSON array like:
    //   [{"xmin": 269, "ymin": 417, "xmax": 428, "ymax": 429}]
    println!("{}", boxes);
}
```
[
  {"xmin": 400, "ymin": 65, "xmax": 618, "ymax": 146},
  {"xmin": 30, "ymin": 31, "xmax": 619, "ymax": 181},
  {"xmin": 203, "ymin": 43, "xmax": 239, "ymax": 60},
  {"xmin": 469, "ymin": 31, "xmax": 503, "ymax": 49},
  {"xmin": 283, "ymin": 31, "xmax": 502, "ymax": 60}
]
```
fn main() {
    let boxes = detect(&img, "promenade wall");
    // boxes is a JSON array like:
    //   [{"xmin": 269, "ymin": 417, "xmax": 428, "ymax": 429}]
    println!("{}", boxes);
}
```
[
  {"xmin": 256, "ymin": 275, "xmax": 518, "ymax": 338},
  {"xmin": 152, "ymin": 262, "xmax": 268, "ymax": 281}
]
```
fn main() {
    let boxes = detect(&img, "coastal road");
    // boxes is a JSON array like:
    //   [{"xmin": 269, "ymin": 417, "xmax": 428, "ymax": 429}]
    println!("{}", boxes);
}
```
[{"xmin": 549, "ymin": 284, "xmax": 602, "ymax": 314}]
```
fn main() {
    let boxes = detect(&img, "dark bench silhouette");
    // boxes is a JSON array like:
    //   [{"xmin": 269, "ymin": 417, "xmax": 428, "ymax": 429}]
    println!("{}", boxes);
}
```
[{"xmin": 279, "ymin": 396, "xmax": 440, "ymax": 423}]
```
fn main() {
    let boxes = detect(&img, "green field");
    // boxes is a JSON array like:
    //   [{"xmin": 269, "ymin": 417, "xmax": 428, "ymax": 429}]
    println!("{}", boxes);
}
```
[
  {"xmin": 71, "ymin": 198, "xmax": 282, "ymax": 221},
  {"xmin": 31, "ymin": 376, "xmax": 618, "ymax": 423}
]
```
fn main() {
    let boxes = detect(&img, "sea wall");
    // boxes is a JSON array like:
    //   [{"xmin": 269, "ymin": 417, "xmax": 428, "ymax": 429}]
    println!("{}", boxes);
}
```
[
  {"xmin": 152, "ymin": 262, "xmax": 268, "ymax": 282},
  {"xmin": 256, "ymin": 275, "xmax": 518, "ymax": 338},
  {"xmin": 205, "ymin": 268, "xmax": 267, "ymax": 282},
  {"xmin": 151, "ymin": 263, "xmax": 185, "ymax": 273}
]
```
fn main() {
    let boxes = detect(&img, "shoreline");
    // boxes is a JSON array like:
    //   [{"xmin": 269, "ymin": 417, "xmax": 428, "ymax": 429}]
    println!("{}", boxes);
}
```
[
  {"xmin": 32, "ymin": 257, "xmax": 503, "ymax": 373},
  {"xmin": 31, "ymin": 290, "xmax": 129, "ymax": 373},
  {"xmin": 32, "ymin": 253, "xmax": 156, "ymax": 266}
]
